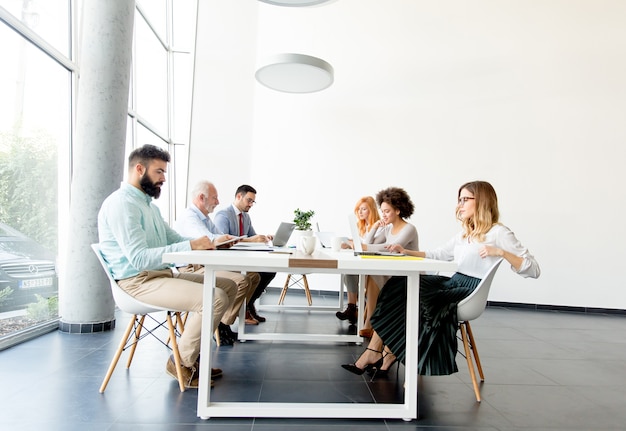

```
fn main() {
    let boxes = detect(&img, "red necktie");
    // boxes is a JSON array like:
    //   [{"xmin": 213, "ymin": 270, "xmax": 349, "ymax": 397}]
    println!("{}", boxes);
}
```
[{"xmin": 238, "ymin": 213, "xmax": 244, "ymax": 236}]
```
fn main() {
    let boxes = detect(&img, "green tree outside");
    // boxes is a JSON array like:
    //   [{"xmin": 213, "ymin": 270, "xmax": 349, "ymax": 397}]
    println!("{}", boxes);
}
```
[{"xmin": 0, "ymin": 130, "xmax": 58, "ymax": 252}]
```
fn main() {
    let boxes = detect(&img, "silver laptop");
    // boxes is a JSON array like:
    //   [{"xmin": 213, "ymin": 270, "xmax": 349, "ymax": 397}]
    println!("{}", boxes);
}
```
[
  {"xmin": 272, "ymin": 222, "xmax": 296, "ymax": 247},
  {"xmin": 315, "ymin": 223, "xmax": 338, "ymax": 248},
  {"xmin": 229, "ymin": 222, "xmax": 295, "ymax": 250},
  {"xmin": 348, "ymin": 214, "xmax": 403, "ymax": 256}
]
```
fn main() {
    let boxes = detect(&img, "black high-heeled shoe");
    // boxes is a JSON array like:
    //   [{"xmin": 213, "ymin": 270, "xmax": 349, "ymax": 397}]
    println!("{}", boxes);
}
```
[
  {"xmin": 367, "ymin": 350, "xmax": 398, "ymax": 378},
  {"xmin": 341, "ymin": 348, "xmax": 383, "ymax": 375}
]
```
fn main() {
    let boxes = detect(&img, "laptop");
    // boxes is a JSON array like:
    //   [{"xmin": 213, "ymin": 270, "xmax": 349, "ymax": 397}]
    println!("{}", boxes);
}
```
[
  {"xmin": 314, "ymin": 223, "xmax": 334, "ymax": 248},
  {"xmin": 229, "ymin": 222, "xmax": 295, "ymax": 250},
  {"xmin": 272, "ymin": 222, "xmax": 296, "ymax": 247},
  {"xmin": 348, "ymin": 214, "xmax": 404, "ymax": 257},
  {"xmin": 315, "ymin": 223, "xmax": 348, "ymax": 249}
]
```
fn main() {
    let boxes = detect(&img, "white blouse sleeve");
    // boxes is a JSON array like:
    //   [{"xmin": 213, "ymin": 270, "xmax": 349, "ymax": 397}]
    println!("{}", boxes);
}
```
[
  {"xmin": 424, "ymin": 233, "xmax": 458, "ymax": 262},
  {"xmin": 495, "ymin": 225, "xmax": 541, "ymax": 278}
]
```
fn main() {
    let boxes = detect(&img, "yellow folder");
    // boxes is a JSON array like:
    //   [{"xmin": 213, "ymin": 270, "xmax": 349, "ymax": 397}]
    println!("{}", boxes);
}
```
[{"xmin": 359, "ymin": 255, "xmax": 423, "ymax": 260}]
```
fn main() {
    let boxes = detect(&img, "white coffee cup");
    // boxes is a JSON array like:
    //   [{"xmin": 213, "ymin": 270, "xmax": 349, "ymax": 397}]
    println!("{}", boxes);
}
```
[
  {"xmin": 300, "ymin": 236, "xmax": 316, "ymax": 255},
  {"xmin": 331, "ymin": 236, "xmax": 344, "ymax": 252}
]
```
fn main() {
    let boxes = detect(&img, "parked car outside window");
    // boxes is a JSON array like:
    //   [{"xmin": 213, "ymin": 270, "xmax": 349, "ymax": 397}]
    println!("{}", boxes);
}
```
[{"xmin": 0, "ymin": 223, "xmax": 58, "ymax": 312}]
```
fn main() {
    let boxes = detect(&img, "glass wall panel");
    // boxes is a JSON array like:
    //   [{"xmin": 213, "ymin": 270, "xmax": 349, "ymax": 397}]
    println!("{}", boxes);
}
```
[
  {"xmin": 137, "ymin": 0, "xmax": 166, "ymax": 41},
  {"xmin": 172, "ymin": 52, "xmax": 192, "ymax": 143},
  {"xmin": 1, "ymin": 0, "xmax": 197, "ymax": 346},
  {"xmin": 130, "ymin": 0, "xmax": 197, "ymax": 223},
  {"xmin": 173, "ymin": 143, "xmax": 189, "ymax": 213},
  {"xmin": 135, "ymin": 13, "xmax": 168, "ymax": 137},
  {"xmin": 0, "ymin": 22, "xmax": 66, "ymax": 333},
  {"xmin": 0, "ymin": 0, "xmax": 70, "ymax": 57},
  {"xmin": 172, "ymin": 0, "xmax": 196, "ymax": 48}
]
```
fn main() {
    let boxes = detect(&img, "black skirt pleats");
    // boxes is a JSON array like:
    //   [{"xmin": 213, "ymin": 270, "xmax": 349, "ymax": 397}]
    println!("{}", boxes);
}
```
[{"xmin": 371, "ymin": 273, "xmax": 481, "ymax": 376}]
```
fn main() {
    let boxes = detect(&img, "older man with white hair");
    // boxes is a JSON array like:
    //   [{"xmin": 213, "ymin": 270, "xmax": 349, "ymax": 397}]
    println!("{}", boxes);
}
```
[{"xmin": 174, "ymin": 180, "xmax": 261, "ymax": 346}]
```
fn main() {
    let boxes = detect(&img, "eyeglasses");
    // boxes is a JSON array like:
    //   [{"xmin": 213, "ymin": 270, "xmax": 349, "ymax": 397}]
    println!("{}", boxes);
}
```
[
  {"xmin": 457, "ymin": 196, "xmax": 475, "ymax": 205},
  {"xmin": 246, "ymin": 197, "xmax": 256, "ymax": 205}
]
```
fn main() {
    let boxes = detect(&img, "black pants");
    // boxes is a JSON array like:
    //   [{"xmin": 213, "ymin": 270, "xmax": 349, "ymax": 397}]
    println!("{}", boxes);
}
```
[{"xmin": 248, "ymin": 272, "xmax": 276, "ymax": 305}]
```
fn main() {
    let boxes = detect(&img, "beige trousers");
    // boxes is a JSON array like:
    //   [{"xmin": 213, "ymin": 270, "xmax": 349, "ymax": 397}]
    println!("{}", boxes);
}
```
[
  {"xmin": 183, "ymin": 266, "xmax": 260, "ymax": 325},
  {"xmin": 117, "ymin": 268, "xmax": 237, "ymax": 367}
]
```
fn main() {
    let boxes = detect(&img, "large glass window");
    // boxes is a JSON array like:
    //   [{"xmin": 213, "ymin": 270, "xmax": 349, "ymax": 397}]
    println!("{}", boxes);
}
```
[
  {"xmin": 0, "ymin": 0, "xmax": 197, "ymax": 347},
  {"xmin": 130, "ymin": 0, "xmax": 196, "ymax": 218},
  {"xmin": 0, "ymin": 0, "xmax": 70, "ymax": 56},
  {"xmin": 134, "ymin": 14, "xmax": 168, "ymax": 136},
  {"xmin": 0, "ymin": 14, "xmax": 68, "ymax": 342}
]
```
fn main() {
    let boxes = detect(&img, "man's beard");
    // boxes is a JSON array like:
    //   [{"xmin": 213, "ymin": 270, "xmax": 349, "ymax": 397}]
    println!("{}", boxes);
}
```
[{"xmin": 140, "ymin": 175, "xmax": 162, "ymax": 198}]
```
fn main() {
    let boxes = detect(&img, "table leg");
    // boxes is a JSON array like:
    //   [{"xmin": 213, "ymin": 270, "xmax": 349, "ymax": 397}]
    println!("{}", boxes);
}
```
[
  {"xmin": 198, "ymin": 268, "xmax": 216, "ymax": 418},
  {"xmin": 405, "ymin": 273, "xmax": 420, "ymax": 420},
  {"xmin": 357, "ymin": 274, "xmax": 366, "ymax": 341}
]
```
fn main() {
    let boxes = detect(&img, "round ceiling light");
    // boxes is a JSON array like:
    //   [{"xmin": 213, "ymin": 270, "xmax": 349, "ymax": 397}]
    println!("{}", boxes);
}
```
[
  {"xmin": 259, "ymin": 0, "xmax": 334, "ymax": 6},
  {"xmin": 255, "ymin": 53, "xmax": 334, "ymax": 94}
]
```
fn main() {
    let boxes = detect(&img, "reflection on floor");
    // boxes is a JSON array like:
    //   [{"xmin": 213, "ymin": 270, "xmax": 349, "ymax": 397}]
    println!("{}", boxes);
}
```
[{"xmin": 1, "ymin": 287, "xmax": 626, "ymax": 430}]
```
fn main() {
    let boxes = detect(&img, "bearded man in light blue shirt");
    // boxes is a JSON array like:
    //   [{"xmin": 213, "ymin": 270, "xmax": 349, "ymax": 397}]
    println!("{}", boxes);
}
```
[{"xmin": 98, "ymin": 145, "xmax": 236, "ymax": 389}]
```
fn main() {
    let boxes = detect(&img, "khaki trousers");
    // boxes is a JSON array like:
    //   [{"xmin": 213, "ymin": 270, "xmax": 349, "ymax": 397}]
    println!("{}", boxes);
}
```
[
  {"xmin": 182, "ymin": 266, "xmax": 260, "ymax": 325},
  {"xmin": 117, "ymin": 268, "xmax": 237, "ymax": 367}
]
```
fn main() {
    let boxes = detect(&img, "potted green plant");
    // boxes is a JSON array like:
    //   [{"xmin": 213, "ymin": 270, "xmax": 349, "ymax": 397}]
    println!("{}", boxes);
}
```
[
  {"xmin": 293, "ymin": 208, "xmax": 316, "ymax": 253},
  {"xmin": 293, "ymin": 208, "xmax": 315, "ymax": 231}
]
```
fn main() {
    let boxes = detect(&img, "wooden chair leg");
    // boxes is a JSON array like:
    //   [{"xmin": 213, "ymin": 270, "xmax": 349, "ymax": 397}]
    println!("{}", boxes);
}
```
[
  {"xmin": 166, "ymin": 311, "xmax": 186, "ymax": 346},
  {"xmin": 125, "ymin": 315, "xmax": 146, "ymax": 368},
  {"xmin": 460, "ymin": 321, "xmax": 481, "ymax": 402},
  {"xmin": 166, "ymin": 311, "xmax": 186, "ymax": 392},
  {"xmin": 302, "ymin": 275, "xmax": 312, "ymax": 306},
  {"xmin": 214, "ymin": 328, "xmax": 221, "ymax": 346},
  {"xmin": 99, "ymin": 315, "xmax": 137, "ymax": 393},
  {"xmin": 279, "ymin": 274, "xmax": 313, "ymax": 305},
  {"xmin": 278, "ymin": 274, "xmax": 291, "ymax": 304},
  {"xmin": 465, "ymin": 321, "xmax": 484, "ymax": 380},
  {"xmin": 180, "ymin": 311, "xmax": 188, "ymax": 332}
]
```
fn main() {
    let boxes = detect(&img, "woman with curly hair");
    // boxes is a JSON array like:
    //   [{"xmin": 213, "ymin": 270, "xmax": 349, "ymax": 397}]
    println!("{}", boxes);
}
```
[
  {"xmin": 355, "ymin": 187, "xmax": 419, "ymax": 338},
  {"xmin": 342, "ymin": 181, "xmax": 540, "ymax": 377},
  {"xmin": 336, "ymin": 196, "xmax": 382, "ymax": 324}
]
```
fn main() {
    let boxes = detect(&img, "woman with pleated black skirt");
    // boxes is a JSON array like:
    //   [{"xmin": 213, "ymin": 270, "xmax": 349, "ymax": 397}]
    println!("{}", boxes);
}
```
[{"xmin": 341, "ymin": 181, "xmax": 541, "ymax": 377}]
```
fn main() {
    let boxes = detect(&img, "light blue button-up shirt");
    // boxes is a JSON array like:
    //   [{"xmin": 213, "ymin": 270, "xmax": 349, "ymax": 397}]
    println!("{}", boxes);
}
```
[
  {"xmin": 174, "ymin": 205, "xmax": 223, "ymax": 240},
  {"xmin": 98, "ymin": 182, "xmax": 192, "ymax": 280}
]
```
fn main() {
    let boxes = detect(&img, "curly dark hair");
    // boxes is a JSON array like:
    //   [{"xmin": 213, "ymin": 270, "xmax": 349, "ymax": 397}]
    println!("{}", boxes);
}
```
[{"xmin": 375, "ymin": 187, "xmax": 415, "ymax": 219}]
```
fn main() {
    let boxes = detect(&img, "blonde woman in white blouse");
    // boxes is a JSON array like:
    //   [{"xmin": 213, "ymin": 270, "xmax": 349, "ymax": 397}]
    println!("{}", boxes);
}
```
[{"xmin": 342, "ymin": 181, "xmax": 540, "ymax": 377}]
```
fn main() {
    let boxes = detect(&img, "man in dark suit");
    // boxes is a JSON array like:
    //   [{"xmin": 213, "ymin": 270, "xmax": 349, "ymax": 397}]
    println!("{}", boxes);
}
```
[{"xmin": 214, "ymin": 185, "xmax": 276, "ymax": 322}]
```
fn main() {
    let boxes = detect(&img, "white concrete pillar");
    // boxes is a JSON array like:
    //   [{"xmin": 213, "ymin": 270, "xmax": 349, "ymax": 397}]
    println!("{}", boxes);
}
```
[{"xmin": 59, "ymin": 0, "xmax": 135, "ymax": 333}]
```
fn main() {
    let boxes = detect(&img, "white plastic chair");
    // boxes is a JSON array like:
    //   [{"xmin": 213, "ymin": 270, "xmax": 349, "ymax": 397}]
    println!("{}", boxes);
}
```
[
  {"xmin": 457, "ymin": 258, "xmax": 503, "ymax": 403},
  {"xmin": 91, "ymin": 244, "xmax": 187, "ymax": 393}
]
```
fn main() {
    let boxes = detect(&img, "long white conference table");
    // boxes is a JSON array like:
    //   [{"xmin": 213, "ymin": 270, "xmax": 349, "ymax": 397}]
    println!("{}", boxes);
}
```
[{"xmin": 162, "ymin": 248, "xmax": 456, "ymax": 421}]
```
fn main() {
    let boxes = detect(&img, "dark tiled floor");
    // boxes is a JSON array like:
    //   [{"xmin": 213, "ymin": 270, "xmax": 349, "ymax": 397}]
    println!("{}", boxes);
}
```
[{"xmin": 1, "ymin": 288, "xmax": 626, "ymax": 430}]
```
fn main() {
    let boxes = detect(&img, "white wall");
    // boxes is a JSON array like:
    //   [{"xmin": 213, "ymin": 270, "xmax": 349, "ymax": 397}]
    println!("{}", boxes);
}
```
[
  {"xmin": 187, "ymin": 0, "xmax": 259, "ymax": 193},
  {"xmin": 189, "ymin": 0, "xmax": 626, "ymax": 310}
]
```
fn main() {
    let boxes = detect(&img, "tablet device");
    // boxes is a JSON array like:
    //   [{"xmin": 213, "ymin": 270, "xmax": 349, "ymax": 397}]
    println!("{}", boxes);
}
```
[{"xmin": 215, "ymin": 235, "xmax": 247, "ymax": 247}]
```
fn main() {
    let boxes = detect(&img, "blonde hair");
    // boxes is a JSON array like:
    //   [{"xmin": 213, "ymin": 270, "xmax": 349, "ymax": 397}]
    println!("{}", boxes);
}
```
[
  {"xmin": 456, "ymin": 181, "xmax": 500, "ymax": 242},
  {"xmin": 354, "ymin": 196, "xmax": 380, "ymax": 237}
]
